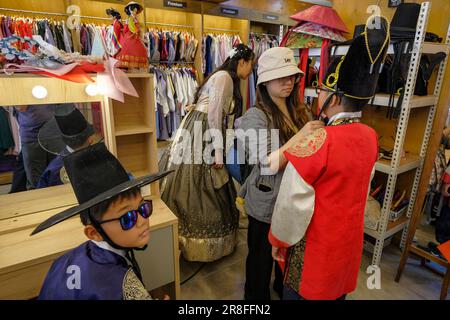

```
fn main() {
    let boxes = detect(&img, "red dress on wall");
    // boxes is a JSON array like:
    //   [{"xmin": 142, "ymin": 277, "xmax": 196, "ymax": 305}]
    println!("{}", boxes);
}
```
[{"xmin": 116, "ymin": 16, "xmax": 148, "ymax": 69}]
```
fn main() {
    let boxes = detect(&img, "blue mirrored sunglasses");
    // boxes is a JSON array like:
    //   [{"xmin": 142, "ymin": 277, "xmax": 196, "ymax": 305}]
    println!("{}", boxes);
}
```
[{"xmin": 99, "ymin": 201, "xmax": 153, "ymax": 231}]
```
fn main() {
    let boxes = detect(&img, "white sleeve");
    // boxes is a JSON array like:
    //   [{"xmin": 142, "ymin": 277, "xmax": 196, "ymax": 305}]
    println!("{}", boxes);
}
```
[
  {"xmin": 271, "ymin": 162, "xmax": 315, "ymax": 246},
  {"xmin": 207, "ymin": 72, "xmax": 233, "ymax": 160}
]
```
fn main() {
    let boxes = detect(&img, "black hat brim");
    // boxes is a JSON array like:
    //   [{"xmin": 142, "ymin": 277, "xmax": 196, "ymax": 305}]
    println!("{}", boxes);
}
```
[
  {"xmin": 38, "ymin": 117, "xmax": 96, "ymax": 155},
  {"xmin": 31, "ymin": 170, "xmax": 173, "ymax": 236}
]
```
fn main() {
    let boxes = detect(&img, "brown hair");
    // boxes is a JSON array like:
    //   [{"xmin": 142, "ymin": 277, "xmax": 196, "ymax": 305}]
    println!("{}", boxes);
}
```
[{"xmin": 255, "ymin": 82, "xmax": 310, "ymax": 144}]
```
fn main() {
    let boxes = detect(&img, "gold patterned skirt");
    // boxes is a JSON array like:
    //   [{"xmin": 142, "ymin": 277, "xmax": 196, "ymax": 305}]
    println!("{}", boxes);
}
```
[{"xmin": 160, "ymin": 110, "xmax": 239, "ymax": 262}]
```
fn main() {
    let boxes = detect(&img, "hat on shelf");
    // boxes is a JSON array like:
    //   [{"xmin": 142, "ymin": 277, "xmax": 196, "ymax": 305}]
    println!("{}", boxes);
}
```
[
  {"xmin": 124, "ymin": 1, "xmax": 144, "ymax": 15},
  {"xmin": 322, "ymin": 15, "xmax": 390, "ymax": 101},
  {"xmin": 391, "ymin": 3, "xmax": 421, "ymax": 32},
  {"xmin": 280, "ymin": 5, "xmax": 349, "ymax": 103},
  {"xmin": 290, "ymin": 5, "xmax": 349, "ymax": 33},
  {"xmin": 257, "ymin": 47, "xmax": 303, "ymax": 85},
  {"xmin": 38, "ymin": 104, "xmax": 96, "ymax": 155},
  {"xmin": 293, "ymin": 22, "xmax": 347, "ymax": 42},
  {"xmin": 31, "ymin": 142, "xmax": 172, "ymax": 236}
]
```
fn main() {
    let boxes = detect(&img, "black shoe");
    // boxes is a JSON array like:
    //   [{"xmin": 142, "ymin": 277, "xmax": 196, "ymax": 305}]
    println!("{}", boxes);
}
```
[{"xmin": 273, "ymin": 284, "xmax": 283, "ymax": 300}]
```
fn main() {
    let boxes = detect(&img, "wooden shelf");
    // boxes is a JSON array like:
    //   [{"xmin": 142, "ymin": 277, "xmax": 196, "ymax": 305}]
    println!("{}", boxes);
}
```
[
  {"xmin": 116, "ymin": 134, "xmax": 152, "ymax": 176},
  {"xmin": 304, "ymin": 87, "xmax": 437, "ymax": 109},
  {"xmin": 365, "ymin": 215, "xmax": 409, "ymax": 240},
  {"xmin": 422, "ymin": 42, "xmax": 450, "ymax": 54},
  {"xmin": 115, "ymin": 125, "xmax": 153, "ymax": 137},
  {"xmin": 375, "ymin": 154, "xmax": 422, "ymax": 175},
  {"xmin": 0, "ymin": 171, "xmax": 12, "ymax": 185}
]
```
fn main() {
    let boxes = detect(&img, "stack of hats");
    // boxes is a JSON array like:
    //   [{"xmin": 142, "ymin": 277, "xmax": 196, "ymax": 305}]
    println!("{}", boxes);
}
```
[
  {"xmin": 280, "ymin": 5, "xmax": 349, "ymax": 102},
  {"xmin": 282, "ymin": 5, "xmax": 348, "ymax": 49}
]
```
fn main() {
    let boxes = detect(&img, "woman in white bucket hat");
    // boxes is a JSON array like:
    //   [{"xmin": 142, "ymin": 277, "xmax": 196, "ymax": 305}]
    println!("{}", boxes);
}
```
[{"xmin": 237, "ymin": 47, "xmax": 324, "ymax": 300}]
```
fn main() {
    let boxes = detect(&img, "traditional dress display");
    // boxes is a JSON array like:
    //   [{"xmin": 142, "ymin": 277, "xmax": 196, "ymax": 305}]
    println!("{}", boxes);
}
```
[
  {"xmin": 269, "ymin": 16, "xmax": 390, "ymax": 300},
  {"xmin": 116, "ymin": 2, "xmax": 148, "ymax": 70},
  {"xmin": 160, "ymin": 70, "xmax": 239, "ymax": 262}
]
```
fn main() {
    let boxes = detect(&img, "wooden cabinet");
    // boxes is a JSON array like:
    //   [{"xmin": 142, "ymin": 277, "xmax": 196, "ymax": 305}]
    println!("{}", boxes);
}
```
[{"xmin": 0, "ymin": 73, "xmax": 179, "ymax": 299}]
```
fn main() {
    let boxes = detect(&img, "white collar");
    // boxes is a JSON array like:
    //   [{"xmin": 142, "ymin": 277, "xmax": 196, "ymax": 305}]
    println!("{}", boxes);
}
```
[
  {"xmin": 327, "ymin": 111, "xmax": 362, "ymax": 125},
  {"xmin": 91, "ymin": 240, "xmax": 126, "ymax": 258}
]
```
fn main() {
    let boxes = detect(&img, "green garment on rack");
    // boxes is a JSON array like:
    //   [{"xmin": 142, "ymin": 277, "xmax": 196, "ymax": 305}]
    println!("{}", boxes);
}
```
[{"xmin": 0, "ymin": 108, "xmax": 14, "ymax": 153}]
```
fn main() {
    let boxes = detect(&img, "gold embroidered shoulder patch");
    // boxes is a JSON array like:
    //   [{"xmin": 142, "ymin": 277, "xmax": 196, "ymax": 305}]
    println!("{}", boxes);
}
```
[
  {"xmin": 122, "ymin": 269, "xmax": 153, "ymax": 300},
  {"xmin": 287, "ymin": 128, "xmax": 327, "ymax": 158}
]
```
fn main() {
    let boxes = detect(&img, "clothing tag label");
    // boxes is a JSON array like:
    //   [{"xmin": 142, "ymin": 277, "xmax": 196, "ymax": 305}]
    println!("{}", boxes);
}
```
[
  {"xmin": 164, "ymin": 0, "xmax": 187, "ymax": 9},
  {"xmin": 220, "ymin": 7, "xmax": 239, "ymax": 16},
  {"xmin": 263, "ymin": 14, "xmax": 279, "ymax": 21}
]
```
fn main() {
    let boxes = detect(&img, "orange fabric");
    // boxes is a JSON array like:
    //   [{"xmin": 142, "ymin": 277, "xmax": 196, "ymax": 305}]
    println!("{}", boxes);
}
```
[
  {"xmin": 438, "ymin": 240, "xmax": 450, "ymax": 262},
  {"xmin": 34, "ymin": 62, "xmax": 105, "ymax": 84}
]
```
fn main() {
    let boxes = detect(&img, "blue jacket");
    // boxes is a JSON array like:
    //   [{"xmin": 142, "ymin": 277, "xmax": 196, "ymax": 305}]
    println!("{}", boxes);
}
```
[{"xmin": 38, "ymin": 241, "xmax": 151, "ymax": 300}]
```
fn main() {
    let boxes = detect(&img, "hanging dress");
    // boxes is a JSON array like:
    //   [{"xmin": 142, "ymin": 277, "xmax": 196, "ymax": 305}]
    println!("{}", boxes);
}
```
[
  {"xmin": 105, "ymin": 19, "xmax": 123, "ymax": 57},
  {"xmin": 116, "ymin": 16, "xmax": 148, "ymax": 69},
  {"xmin": 160, "ymin": 71, "xmax": 239, "ymax": 262}
]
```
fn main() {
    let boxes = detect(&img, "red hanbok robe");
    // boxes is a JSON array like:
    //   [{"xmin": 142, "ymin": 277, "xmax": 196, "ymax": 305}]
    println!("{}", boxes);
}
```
[
  {"xmin": 116, "ymin": 16, "xmax": 148, "ymax": 69},
  {"xmin": 269, "ymin": 121, "xmax": 378, "ymax": 300}
]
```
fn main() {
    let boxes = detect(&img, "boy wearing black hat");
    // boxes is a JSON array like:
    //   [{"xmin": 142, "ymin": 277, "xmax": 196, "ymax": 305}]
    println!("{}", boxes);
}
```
[
  {"xmin": 268, "ymin": 16, "xmax": 390, "ymax": 300},
  {"xmin": 37, "ymin": 104, "xmax": 95, "ymax": 188},
  {"xmin": 32, "ymin": 143, "xmax": 171, "ymax": 300}
]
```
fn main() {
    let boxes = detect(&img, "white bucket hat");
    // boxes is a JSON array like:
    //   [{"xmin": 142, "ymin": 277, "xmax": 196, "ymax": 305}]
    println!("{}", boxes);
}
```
[{"xmin": 257, "ymin": 47, "xmax": 304, "ymax": 86}]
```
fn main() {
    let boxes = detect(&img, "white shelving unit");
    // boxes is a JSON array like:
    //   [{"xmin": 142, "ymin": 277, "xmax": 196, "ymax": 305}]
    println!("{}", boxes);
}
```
[{"xmin": 304, "ymin": 2, "xmax": 450, "ymax": 266}]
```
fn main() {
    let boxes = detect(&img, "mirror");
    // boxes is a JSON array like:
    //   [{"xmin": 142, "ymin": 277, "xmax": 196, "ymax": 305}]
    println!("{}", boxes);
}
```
[{"xmin": 0, "ymin": 103, "xmax": 105, "ymax": 195}]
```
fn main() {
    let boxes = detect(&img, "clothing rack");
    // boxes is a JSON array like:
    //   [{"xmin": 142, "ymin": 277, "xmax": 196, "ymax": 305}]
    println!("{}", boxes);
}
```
[
  {"xmin": 204, "ymin": 27, "xmax": 240, "ymax": 33},
  {"xmin": 146, "ymin": 22, "xmax": 194, "ymax": 29},
  {"xmin": 0, "ymin": 7, "xmax": 111, "ymax": 21}
]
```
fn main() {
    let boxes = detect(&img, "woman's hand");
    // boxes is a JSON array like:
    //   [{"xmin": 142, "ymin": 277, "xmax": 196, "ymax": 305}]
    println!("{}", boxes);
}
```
[
  {"xmin": 268, "ymin": 121, "xmax": 324, "ymax": 174},
  {"xmin": 285, "ymin": 120, "xmax": 324, "ymax": 150},
  {"xmin": 272, "ymin": 246, "xmax": 285, "ymax": 262},
  {"xmin": 213, "ymin": 163, "xmax": 224, "ymax": 169},
  {"xmin": 297, "ymin": 120, "xmax": 324, "ymax": 139},
  {"xmin": 212, "ymin": 150, "xmax": 224, "ymax": 169},
  {"xmin": 185, "ymin": 104, "xmax": 195, "ymax": 112},
  {"xmin": 443, "ymin": 184, "xmax": 450, "ymax": 197}
]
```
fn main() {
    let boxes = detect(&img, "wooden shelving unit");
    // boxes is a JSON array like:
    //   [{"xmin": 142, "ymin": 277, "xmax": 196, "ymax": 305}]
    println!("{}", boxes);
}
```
[{"xmin": 101, "ymin": 73, "xmax": 160, "ymax": 197}]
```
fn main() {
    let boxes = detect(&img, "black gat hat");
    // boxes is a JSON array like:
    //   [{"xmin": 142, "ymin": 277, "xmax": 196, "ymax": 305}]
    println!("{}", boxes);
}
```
[{"xmin": 31, "ymin": 142, "xmax": 172, "ymax": 235}]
